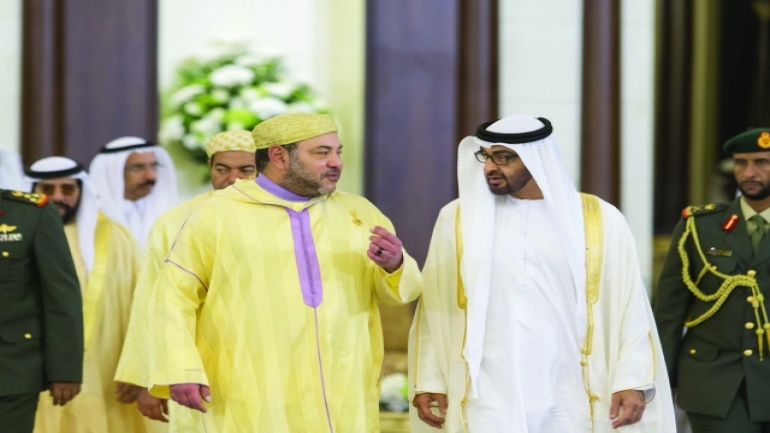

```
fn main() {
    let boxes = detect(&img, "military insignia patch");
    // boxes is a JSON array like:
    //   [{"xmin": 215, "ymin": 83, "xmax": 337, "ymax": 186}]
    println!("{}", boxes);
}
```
[
  {"xmin": 759, "ymin": 131, "xmax": 770, "ymax": 149},
  {"xmin": 722, "ymin": 214, "xmax": 739, "ymax": 232},
  {"xmin": 350, "ymin": 210, "xmax": 362, "ymax": 226},
  {"xmin": 707, "ymin": 247, "xmax": 733, "ymax": 257},
  {"xmin": 683, "ymin": 203, "xmax": 727, "ymax": 219},
  {"xmin": 6, "ymin": 191, "xmax": 49, "ymax": 207},
  {"xmin": 682, "ymin": 206, "xmax": 701, "ymax": 218},
  {"xmin": 0, "ymin": 224, "xmax": 21, "ymax": 242}
]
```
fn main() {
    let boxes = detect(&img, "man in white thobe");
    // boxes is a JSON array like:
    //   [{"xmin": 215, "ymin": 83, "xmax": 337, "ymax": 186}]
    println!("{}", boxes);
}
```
[
  {"xmin": 408, "ymin": 115, "xmax": 676, "ymax": 432},
  {"xmin": 89, "ymin": 137, "xmax": 178, "ymax": 247}
]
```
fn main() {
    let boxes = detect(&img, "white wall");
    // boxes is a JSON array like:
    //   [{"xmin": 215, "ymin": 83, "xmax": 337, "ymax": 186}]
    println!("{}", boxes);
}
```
[
  {"xmin": 159, "ymin": 0, "xmax": 365, "ymax": 199},
  {"xmin": 159, "ymin": 0, "xmax": 317, "ymax": 90},
  {"xmin": 499, "ymin": 0, "xmax": 657, "ymax": 289},
  {"xmin": 498, "ymin": 0, "xmax": 584, "ymax": 183},
  {"xmin": 0, "ymin": 0, "xmax": 22, "ymax": 153},
  {"xmin": 620, "ymin": 0, "xmax": 656, "ymax": 290}
]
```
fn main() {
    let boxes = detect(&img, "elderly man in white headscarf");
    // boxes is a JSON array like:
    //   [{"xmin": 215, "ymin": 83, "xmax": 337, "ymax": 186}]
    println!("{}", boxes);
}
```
[
  {"xmin": 115, "ymin": 130, "xmax": 258, "ymax": 430},
  {"xmin": 89, "ymin": 137, "xmax": 178, "ymax": 248},
  {"xmin": 0, "ymin": 148, "xmax": 24, "ymax": 190},
  {"xmin": 24, "ymin": 157, "xmax": 162, "ymax": 433},
  {"xmin": 408, "ymin": 115, "xmax": 676, "ymax": 433}
]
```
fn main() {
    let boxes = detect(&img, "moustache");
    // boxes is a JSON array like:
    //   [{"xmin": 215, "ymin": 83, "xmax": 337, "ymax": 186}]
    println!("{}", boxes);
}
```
[
  {"xmin": 53, "ymin": 200, "xmax": 78, "ymax": 224},
  {"xmin": 53, "ymin": 201, "xmax": 73, "ymax": 212},
  {"xmin": 325, "ymin": 169, "xmax": 341, "ymax": 176},
  {"xmin": 140, "ymin": 180, "xmax": 156, "ymax": 187}
]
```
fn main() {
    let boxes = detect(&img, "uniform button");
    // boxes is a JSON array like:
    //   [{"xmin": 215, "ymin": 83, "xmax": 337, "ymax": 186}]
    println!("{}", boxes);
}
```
[
  {"xmin": 24, "ymin": 333, "xmax": 31, "ymax": 339},
  {"xmin": 748, "ymin": 296, "xmax": 756, "ymax": 303},
  {"xmin": 747, "ymin": 322, "xmax": 756, "ymax": 329},
  {"xmin": 1, "ymin": 251, "xmax": 8, "ymax": 257},
  {"xmin": 745, "ymin": 349, "xmax": 753, "ymax": 357},
  {"xmin": 690, "ymin": 349, "xmax": 697, "ymax": 355}
]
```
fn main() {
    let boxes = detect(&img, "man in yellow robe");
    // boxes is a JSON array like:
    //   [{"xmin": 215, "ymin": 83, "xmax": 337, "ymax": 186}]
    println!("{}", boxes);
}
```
[
  {"xmin": 115, "ymin": 130, "xmax": 258, "ymax": 430},
  {"xmin": 24, "ymin": 157, "xmax": 161, "ymax": 433},
  {"xmin": 145, "ymin": 113, "xmax": 422, "ymax": 432}
]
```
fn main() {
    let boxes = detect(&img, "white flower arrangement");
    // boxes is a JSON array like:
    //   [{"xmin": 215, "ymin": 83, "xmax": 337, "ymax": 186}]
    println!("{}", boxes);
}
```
[
  {"xmin": 379, "ymin": 373, "xmax": 409, "ymax": 412},
  {"xmin": 159, "ymin": 43, "xmax": 326, "ymax": 172}
]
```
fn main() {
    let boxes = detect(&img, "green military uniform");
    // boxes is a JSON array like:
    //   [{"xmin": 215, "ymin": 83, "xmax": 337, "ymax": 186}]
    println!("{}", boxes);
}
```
[
  {"xmin": 655, "ymin": 127, "xmax": 770, "ymax": 433},
  {"xmin": 0, "ymin": 189, "xmax": 83, "ymax": 433}
]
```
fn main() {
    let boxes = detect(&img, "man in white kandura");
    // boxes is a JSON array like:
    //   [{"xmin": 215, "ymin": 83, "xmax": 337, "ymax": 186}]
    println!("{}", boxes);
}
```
[
  {"xmin": 89, "ymin": 137, "xmax": 178, "ymax": 248},
  {"xmin": 408, "ymin": 115, "xmax": 676, "ymax": 432}
]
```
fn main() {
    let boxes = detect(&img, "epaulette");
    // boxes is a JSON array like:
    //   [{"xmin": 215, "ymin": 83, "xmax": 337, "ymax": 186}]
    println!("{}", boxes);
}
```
[
  {"xmin": 2, "ymin": 190, "xmax": 49, "ymax": 207},
  {"xmin": 681, "ymin": 203, "xmax": 728, "ymax": 219}
]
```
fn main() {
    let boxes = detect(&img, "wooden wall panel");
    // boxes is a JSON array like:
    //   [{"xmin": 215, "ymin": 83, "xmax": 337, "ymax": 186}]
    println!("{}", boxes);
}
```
[
  {"xmin": 22, "ymin": 0, "xmax": 158, "ymax": 166},
  {"xmin": 580, "ymin": 0, "xmax": 621, "ymax": 207},
  {"xmin": 653, "ymin": 0, "xmax": 693, "ymax": 234},
  {"xmin": 365, "ymin": 0, "xmax": 498, "ymax": 266},
  {"xmin": 21, "ymin": 0, "xmax": 62, "ymax": 162}
]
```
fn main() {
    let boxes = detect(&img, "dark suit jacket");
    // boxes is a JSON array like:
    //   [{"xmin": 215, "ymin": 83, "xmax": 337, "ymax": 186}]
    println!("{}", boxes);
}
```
[
  {"xmin": 0, "ymin": 189, "xmax": 83, "ymax": 396},
  {"xmin": 655, "ymin": 198, "xmax": 770, "ymax": 421}
]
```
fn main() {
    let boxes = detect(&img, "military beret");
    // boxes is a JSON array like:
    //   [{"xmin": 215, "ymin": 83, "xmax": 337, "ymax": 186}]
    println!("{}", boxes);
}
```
[{"xmin": 723, "ymin": 127, "xmax": 770, "ymax": 154}]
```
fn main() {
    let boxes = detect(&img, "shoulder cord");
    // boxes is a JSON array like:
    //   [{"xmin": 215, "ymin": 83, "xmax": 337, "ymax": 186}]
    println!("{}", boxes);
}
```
[{"xmin": 678, "ymin": 216, "xmax": 770, "ymax": 360}]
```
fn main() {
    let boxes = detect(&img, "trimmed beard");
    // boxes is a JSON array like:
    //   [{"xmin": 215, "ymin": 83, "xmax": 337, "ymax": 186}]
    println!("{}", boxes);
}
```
[
  {"xmin": 485, "ymin": 167, "xmax": 533, "ymax": 196},
  {"xmin": 739, "ymin": 182, "xmax": 770, "ymax": 200},
  {"xmin": 282, "ymin": 153, "xmax": 338, "ymax": 197},
  {"xmin": 54, "ymin": 201, "xmax": 79, "ymax": 224}
]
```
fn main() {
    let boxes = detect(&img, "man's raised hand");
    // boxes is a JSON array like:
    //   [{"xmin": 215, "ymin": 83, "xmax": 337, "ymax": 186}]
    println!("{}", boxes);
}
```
[{"xmin": 368, "ymin": 226, "xmax": 404, "ymax": 272}]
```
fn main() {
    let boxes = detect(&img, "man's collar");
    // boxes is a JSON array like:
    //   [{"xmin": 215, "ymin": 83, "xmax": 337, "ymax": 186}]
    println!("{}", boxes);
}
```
[
  {"xmin": 740, "ymin": 196, "xmax": 770, "ymax": 223},
  {"xmin": 255, "ymin": 175, "xmax": 310, "ymax": 202}
]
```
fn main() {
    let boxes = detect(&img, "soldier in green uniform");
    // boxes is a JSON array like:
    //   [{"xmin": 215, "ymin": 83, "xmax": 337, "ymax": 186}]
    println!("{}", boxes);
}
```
[
  {"xmin": 656, "ymin": 127, "xmax": 770, "ymax": 432},
  {"xmin": 0, "ymin": 189, "xmax": 84, "ymax": 433}
]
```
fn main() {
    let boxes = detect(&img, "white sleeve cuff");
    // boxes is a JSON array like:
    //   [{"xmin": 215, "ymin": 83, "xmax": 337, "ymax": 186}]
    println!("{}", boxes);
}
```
[{"xmin": 633, "ymin": 384, "xmax": 655, "ymax": 403}]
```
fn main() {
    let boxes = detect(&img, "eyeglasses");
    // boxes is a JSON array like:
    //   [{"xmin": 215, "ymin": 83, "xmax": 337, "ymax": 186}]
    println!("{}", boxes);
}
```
[
  {"xmin": 36, "ymin": 183, "xmax": 79, "ymax": 197},
  {"xmin": 474, "ymin": 150, "xmax": 518, "ymax": 166},
  {"xmin": 125, "ymin": 162, "xmax": 161, "ymax": 173}
]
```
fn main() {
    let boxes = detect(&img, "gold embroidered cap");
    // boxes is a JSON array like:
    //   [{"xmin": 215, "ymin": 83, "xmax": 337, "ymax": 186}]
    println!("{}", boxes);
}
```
[
  {"xmin": 723, "ymin": 127, "xmax": 770, "ymax": 153},
  {"xmin": 252, "ymin": 113, "xmax": 338, "ymax": 149},
  {"xmin": 205, "ymin": 130, "xmax": 257, "ymax": 158}
]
